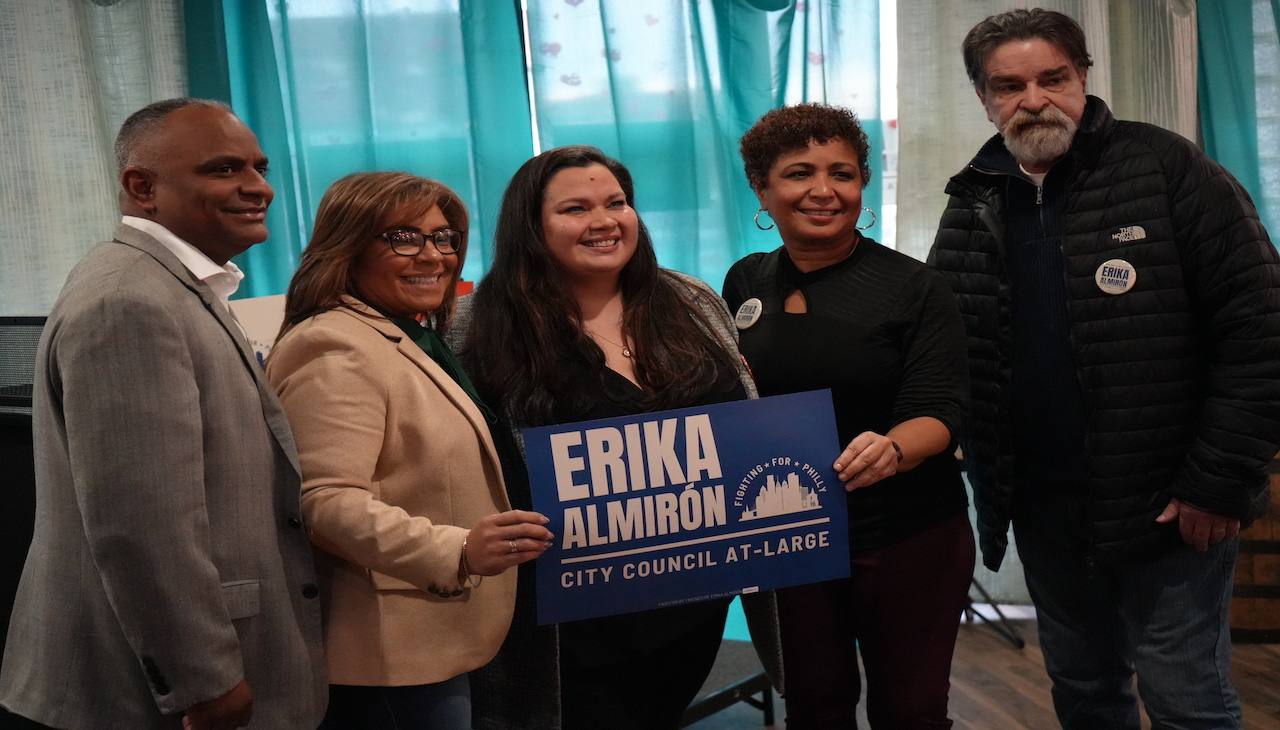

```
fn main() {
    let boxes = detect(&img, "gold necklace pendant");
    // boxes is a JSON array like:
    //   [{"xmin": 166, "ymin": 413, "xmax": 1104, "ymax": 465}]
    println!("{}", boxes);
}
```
[{"xmin": 585, "ymin": 326, "xmax": 632, "ymax": 358}]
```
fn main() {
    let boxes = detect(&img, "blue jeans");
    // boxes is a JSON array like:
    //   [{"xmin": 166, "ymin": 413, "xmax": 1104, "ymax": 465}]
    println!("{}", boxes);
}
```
[{"xmin": 1012, "ymin": 491, "xmax": 1242, "ymax": 730}]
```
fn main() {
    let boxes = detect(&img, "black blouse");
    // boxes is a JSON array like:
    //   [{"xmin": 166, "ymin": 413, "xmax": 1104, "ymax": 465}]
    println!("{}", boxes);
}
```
[{"xmin": 722, "ymin": 238, "xmax": 969, "ymax": 552}]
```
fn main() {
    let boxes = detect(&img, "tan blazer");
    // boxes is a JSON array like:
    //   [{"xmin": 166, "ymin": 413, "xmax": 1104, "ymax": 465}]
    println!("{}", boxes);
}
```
[{"xmin": 266, "ymin": 298, "xmax": 516, "ymax": 686}]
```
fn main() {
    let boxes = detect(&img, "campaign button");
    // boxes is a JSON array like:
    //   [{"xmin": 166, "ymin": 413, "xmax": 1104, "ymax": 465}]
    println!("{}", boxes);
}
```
[
  {"xmin": 735, "ymin": 298, "xmax": 763, "ymax": 329},
  {"xmin": 1095, "ymin": 259, "xmax": 1136, "ymax": 295}
]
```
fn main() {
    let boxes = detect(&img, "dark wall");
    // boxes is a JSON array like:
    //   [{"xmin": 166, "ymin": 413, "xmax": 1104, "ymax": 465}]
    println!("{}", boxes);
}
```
[{"xmin": 0, "ymin": 415, "xmax": 42, "ymax": 729}]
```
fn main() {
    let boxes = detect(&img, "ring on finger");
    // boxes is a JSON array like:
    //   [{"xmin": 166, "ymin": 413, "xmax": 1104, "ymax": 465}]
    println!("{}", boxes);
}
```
[{"xmin": 508, "ymin": 539, "xmax": 518, "ymax": 554}]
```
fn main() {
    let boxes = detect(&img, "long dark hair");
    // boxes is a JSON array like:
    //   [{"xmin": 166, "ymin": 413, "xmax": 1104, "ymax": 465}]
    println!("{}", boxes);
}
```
[
  {"xmin": 463, "ymin": 145, "xmax": 738, "ymax": 426},
  {"xmin": 277, "ymin": 171, "xmax": 469, "ymax": 342}
]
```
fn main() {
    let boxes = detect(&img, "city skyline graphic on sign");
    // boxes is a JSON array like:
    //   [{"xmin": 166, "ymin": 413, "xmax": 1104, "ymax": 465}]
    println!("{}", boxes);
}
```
[{"xmin": 739, "ymin": 472, "xmax": 822, "ymax": 521}]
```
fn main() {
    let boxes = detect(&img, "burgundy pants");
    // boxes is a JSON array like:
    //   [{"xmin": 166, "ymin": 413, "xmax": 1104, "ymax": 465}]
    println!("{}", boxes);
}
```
[{"xmin": 777, "ymin": 510, "xmax": 976, "ymax": 730}]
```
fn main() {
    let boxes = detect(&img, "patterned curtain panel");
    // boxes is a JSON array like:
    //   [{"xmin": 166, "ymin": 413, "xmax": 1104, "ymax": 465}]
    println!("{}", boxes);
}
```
[{"xmin": 0, "ymin": 0, "xmax": 186, "ymax": 315}]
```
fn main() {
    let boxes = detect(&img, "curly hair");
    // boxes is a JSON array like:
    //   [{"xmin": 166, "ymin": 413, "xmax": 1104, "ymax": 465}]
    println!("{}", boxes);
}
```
[
  {"xmin": 461, "ymin": 145, "xmax": 739, "ymax": 426},
  {"xmin": 962, "ymin": 9, "xmax": 1093, "ymax": 90},
  {"xmin": 739, "ymin": 103, "xmax": 872, "ymax": 192},
  {"xmin": 277, "ymin": 171, "xmax": 469, "ymax": 341}
]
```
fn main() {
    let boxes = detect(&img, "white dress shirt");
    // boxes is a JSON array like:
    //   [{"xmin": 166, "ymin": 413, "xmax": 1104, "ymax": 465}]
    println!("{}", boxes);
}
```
[{"xmin": 121, "ymin": 216, "xmax": 249, "ymax": 336}]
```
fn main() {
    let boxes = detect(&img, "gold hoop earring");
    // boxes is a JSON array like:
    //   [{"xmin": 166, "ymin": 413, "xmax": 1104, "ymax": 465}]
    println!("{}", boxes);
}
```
[
  {"xmin": 856, "ymin": 207, "xmax": 877, "ymax": 230},
  {"xmin": 754, "ymin": 208, "xmax": 775, "ymax": 231}
]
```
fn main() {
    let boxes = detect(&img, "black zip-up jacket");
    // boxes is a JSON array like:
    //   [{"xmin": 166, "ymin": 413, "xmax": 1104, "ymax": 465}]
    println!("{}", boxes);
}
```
[{"xmin": 929, "ymin": 96, "xmax": 1280, "ymax": 570}]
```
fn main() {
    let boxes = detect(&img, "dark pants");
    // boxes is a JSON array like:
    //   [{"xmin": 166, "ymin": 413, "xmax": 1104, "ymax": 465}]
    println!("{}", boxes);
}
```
[
  {"xmin": 777, "ymin": 510, "xmax": 975, "ymax": 729},
  {"xmin": 559, "ymin": 600, "xmax": 730, "ymax": 730},
  {"xmin": 319, "ymin": 675, "xmax": 471, "ymax": 730}
]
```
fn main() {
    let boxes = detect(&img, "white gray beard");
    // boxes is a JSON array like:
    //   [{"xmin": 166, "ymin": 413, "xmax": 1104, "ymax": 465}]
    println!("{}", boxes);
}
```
[{"xmin": 1000, "ymin": 109, "xmax": 1077, "ymax": 170}]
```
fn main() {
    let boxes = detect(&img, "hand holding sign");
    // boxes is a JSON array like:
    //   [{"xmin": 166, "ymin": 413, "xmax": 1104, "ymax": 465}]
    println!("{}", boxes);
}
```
[
  {"xmin": 835, "ymin": 416, "xmax": 955, "ymax": 491},
  {"xmin": 833, "ymin": 431, "xmax": 900, "ymax": 490},
  {"xmin": 465, "ymin": 510, "xmax": 554, "ymax": 576}
]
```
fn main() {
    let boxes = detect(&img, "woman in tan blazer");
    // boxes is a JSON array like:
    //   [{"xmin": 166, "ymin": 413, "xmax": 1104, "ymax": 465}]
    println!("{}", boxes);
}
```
[{"xmin": 266, "ymin": 171, "xmax": 552, "ymax": 730}]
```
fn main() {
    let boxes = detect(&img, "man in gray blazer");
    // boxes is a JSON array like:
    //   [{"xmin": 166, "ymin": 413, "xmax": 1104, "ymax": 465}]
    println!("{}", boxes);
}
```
[{"xmin": 0, "ymin": 99, "xmax": 326, "ymax": 729}]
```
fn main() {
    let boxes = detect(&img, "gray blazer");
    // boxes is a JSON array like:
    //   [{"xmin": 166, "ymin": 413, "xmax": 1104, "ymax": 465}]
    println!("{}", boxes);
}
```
[{"xmin": 0, "ymin": 224, "xmax": 326, "ymax": 729}]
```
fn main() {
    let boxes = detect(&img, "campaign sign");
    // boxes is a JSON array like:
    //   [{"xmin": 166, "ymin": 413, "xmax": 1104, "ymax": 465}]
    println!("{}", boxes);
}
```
[{"xmin": 523, "ymin": 389, "xmax": 849, "ymax": 625}]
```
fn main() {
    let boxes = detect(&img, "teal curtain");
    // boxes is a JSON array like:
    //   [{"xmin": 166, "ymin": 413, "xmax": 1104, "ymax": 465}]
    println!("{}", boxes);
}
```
[
  {"xmin": 187, "ymin": 0, "xmax": 881, "ymax": 296},
  {"xmin": 1198, "ymin": 0, "xmax": 1276, "ymax": 238}
]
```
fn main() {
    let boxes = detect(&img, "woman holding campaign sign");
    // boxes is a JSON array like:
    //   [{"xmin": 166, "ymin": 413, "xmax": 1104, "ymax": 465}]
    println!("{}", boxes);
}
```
[
  {"xmin": 723, "ymin": 104, "xmax": 974, "ymax": 729},
  {"xmin": 266, "ymin": 171, "xmax": 552, "ymax": 730},
  {"xmin": 452, "ymin": 145, "xmax": 777, "ymax": 729}
]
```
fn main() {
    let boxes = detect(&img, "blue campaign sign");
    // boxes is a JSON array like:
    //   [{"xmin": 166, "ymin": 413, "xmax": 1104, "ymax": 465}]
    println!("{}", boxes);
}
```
[{"xmin": 522, "ymin": 389, "xmax": 849, "ymax": 625}]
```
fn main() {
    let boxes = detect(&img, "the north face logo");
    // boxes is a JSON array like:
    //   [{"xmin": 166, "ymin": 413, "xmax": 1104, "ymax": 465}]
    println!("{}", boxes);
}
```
[{"xmin": 1111, "ymin": 225, "xmax": 1147, "ymax": 243}]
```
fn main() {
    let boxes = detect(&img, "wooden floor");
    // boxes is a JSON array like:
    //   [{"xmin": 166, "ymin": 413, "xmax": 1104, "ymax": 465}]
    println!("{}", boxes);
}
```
[{"xmin": 688, "ymin": 619, "xmax": 1280, "ymax": 729}]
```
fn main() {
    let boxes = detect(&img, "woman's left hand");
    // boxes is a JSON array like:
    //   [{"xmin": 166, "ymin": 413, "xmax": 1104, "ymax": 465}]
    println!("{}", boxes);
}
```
[
  {"xmin": 833, "ymin": 431, "xmax": 899, "ymax": 491},
  {"xmin": 465, "ymin": 510, "xmax": 555, "ymax": 576}
]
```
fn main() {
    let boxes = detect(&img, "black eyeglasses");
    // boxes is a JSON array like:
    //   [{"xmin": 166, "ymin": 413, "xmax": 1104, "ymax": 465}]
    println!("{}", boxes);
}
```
[{"xmin": 378, "ymin": 228, "xmax": 463, "ymax": 256}]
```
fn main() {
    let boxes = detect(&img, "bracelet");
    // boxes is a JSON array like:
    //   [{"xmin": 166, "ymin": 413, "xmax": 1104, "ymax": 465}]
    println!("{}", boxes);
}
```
[
  {"xmin": 890, "ymin": 440, "xmax": 904, "ymax": 463},
  {"xmin": 459, "ymin": 534, "xmax": 481, "ymax": 588}
]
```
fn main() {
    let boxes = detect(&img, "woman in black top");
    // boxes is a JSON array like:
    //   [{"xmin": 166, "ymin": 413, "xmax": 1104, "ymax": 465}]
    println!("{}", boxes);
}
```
[
  {"xmin": 454, "ymin": 145, "xmax": 776, "ymax": 730},
  {"xmin": 723, "ymin": 104, "xmax": 974, "ymax": 729}
]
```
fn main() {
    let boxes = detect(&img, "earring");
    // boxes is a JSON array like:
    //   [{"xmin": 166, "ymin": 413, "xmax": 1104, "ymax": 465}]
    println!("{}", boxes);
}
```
[
  {"xmin": 754, "ymin": 208, "xmax": 775, "ymax": 231},
  {"xmin": 856, "ymin": 207, "xmax": 877, "ymax": 230}
]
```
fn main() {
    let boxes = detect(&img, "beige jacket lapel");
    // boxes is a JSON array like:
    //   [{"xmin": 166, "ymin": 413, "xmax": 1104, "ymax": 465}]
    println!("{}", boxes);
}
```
[{"xmin": 339, "ymin": 298, "xmax": 503, "ymax": 475}]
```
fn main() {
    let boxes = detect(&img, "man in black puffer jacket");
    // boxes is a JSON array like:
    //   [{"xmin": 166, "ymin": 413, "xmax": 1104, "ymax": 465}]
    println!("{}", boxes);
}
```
[{"xmin": 928, "ymin": 9, "xmax": 1280, "ymax": 730}]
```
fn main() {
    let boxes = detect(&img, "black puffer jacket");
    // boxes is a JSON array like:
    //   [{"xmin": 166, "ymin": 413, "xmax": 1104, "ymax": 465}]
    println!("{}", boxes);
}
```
[{"xmin": 929, "ymin": 96, "xmax": 1280, "ymax": 570}]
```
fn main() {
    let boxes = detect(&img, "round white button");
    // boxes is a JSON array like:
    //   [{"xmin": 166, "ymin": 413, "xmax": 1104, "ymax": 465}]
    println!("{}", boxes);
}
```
[
  {"xmin": 1095, "ymin": 259, "xmax": 1137, "ymax": 295},
  {"xmin": 735, "ymin": 298, "xmax": 763, "ymax": 329}
]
